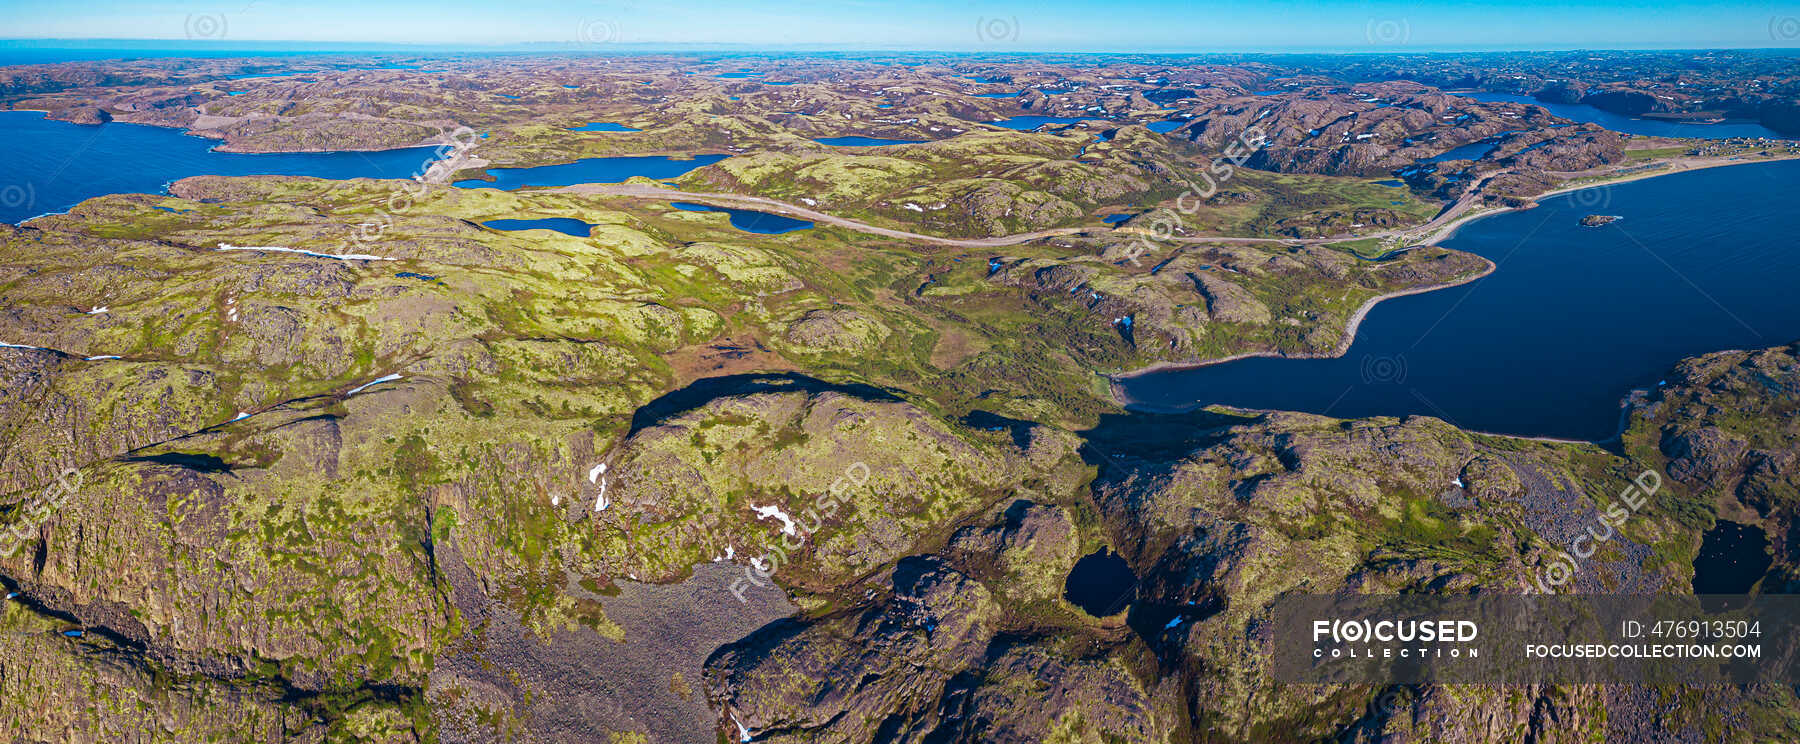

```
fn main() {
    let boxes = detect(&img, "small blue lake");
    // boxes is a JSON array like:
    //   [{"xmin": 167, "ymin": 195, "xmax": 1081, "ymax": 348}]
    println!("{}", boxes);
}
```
[
  {"xmin": 973, "ymin": 91, "xmax": 1020, "ymax": 98},
  {"xmin": 1147, "ymin": 120, "xmax": 1186, "ymax": 133},
  {"xmin": 568, "ymin": 122, "xmax": 642, "ymax": 132},
  {"xmin": 1103, "ymin": 213, "xmax": 1133, "ymax": 224},
  {"xmin": 0, "ymin": 110, "xmax": 439, "ymax": 224},
  {"xmin": 1420, "ymin": 140, "xmax": 1499, "ymax": 163},
  {"xmin": 482, "ymin": 218, "xmax": 594, "ymax": 237},
  {"xmin": 1115, "ymin": 158, "xmax": 1800, "ymax": 440},
  {"xmin": 1455, "ymin": 91, "xmax": 1792, "ymax": 140},
  {"xmin": 813, "ymin": 136, "xmax": 925, "ymax": 147},
  {"xmin": 989, "ymin": 115, "xmax": 1095, "ymax": 131},
  {"xmin": 670, "ymin": 202, "xmax": 812, "ymax": 234},
  {"xmin": 454, "ymin": 154, "xmax": 728, "ymax": 189}
]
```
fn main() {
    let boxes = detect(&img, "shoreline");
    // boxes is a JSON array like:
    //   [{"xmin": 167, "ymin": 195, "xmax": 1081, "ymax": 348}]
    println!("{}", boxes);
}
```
[
  {"xmin": 4, "ymin": 105, "xmax": 461, "ymax": 155},
  {"xmin": 1105, "ymin": 255, "xmax": 1498, "ymax": 389},
  {"xmin": 1103, "ymin": 153, "xmax": 1799, "ymax": 438},
  {"xmin": 1415, "ymin": 154, "xmax": 1800, "ymax": 245}
]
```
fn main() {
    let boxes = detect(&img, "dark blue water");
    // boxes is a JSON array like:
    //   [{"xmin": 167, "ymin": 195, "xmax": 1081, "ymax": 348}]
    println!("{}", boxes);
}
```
[
  {"xmin": 717, "ymin": 72, "xmax": 759, "ymax": 79},
  {"xmin": 670, "ymin": 202, "xmax": 812, "ymax": 234},
  {"xmin": 454, "ymin": 154, "xmax": 728, "ymax": 189},
  {"xmin": 1064, "ymin": 548, "xmax": 1136, "ymax": 617},
  {"xmin": 1373, "ymin": 179, "xmax": 1406, "ymax": 187},
  {"xmin": 1421, "ymin": 140, "xmax": 1499, "ymax": 163},
  {"xmin": 0, "ymin": 110, "xmax": 439, "ymax": 224},
  {"xmin": 1116, "ymin": 158, "xmax": 1800, "ymax": 440},
  {"xmin": 568, "ymin": 122, "xmax": 642, "ymax": 132},
  {"xmin": 813, "ymin": 136, "xmax": 925, "ymax": 147},
  {"xmin": 1456, "ymin": 91, "xmax": 1791, "ymax": 140},
  {"xmin": 1147, "ymin": 120, "xmax": 1186, "ymax": 133},
  {"xmin": 482, "ymin": 218, "xmax": 593, "ymax": 237},
  {"xmin": 1692, "ymin": 521, "xmax": 1771, "ymax": 595},
  {"xmin": 1104, "ymin": 213, "xmax": 1134, "ymax": 224},
  {"xmin": 989, "ymin": 115, "xmax": 1094, "ymax": 131},
  {"xmin": 973, "ymin": 91, "xmax": 1020, "ymax": 98}
]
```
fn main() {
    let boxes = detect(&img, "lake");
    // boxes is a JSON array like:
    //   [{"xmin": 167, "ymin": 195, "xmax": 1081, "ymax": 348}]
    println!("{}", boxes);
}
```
[
  {"xmin": 0, "ymin": 110, "xmax": 439, "ymax": 224},
  {"xmin": 813, "ymin": 136, "xmax": 925, "ymax": 147},
  {"xmin": 1115, "ymin": 158, "xmax": 1800, "ymax": 441},
  {"xmin": 1455, "ymin": 91, "xmax": 1792, "ymax": 140},
  {"xmin": 989, "ymin": 115, "xmax": 1096, "ymax": 131},
  {"xmin": 1692, "ymin": 521, "xmax": 1771, "ymax": 595},
  {"xmin": 568, "ymin": 122, "xmax": 642, "ymax": 132},
  {"xmin": 1064, "ymin": 547, "xmax": 1136, "ymax": 617},
  {"xmin": 482, "ymin": 218, "xmax": 594, "ymax": 237},
  {"xmin": 453, "ymin": 154, "xmax": 728, "ymax": 189},
  {"xmin": 670, "ymin": 202, "xmax": 813, "ymax": 234},
  {"xmin": 1421, "ymin": 140, "xmax": 1499, "ymax": 163}
]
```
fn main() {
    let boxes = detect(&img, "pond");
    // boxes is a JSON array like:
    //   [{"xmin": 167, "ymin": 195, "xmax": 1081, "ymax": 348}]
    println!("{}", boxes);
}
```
[
  {"xmin": 1064, "ymin": 547, "xmax": 1137, "ymax": 617},
  {"xmin": 670, "ymin": 202, "xmax": 813, "ymax": 234}
]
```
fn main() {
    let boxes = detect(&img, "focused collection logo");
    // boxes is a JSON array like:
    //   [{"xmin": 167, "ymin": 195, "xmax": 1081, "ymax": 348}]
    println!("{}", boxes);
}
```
[{"xmin": 1311, "ymin": 618, "xmax": 1482, "ymax": 659}]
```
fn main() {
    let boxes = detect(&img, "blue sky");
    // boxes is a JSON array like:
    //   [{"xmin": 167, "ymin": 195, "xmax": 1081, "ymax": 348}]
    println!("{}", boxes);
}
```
[{"xmin": 3, "ymin": 0, "xmax": 1797, "ymax": 51}]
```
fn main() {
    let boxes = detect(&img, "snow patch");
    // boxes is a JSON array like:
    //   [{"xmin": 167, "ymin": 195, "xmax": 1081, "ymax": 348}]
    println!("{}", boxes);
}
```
[
  {"xmin": 346, "ymin": 373, "xmax": 403, "ymax": 396},
  {"xmin": 217, "ymin": 242, "xmax": 394, "ymax": 261},
  {"xmin": 592, "ymin": 463, "xmax": 611, "ymax": 512},
  {"xmin": 750, "ymin": 503, "xmax": 800, "ymax": 538}
]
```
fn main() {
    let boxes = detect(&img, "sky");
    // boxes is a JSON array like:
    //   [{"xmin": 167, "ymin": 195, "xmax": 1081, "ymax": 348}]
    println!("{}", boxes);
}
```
[{"xmin": 2, "ymin": 0, "xmax": 1798, "ymax": 52}]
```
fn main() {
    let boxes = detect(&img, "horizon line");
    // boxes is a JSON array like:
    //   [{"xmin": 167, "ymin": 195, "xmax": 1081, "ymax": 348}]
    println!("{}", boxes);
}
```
[{"xmin": 4, "ymin": 38, "xmax": 1800, "ymax": 56}]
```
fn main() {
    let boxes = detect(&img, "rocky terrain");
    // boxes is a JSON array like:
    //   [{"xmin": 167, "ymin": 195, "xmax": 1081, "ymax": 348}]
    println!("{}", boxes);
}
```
[{"xmin": 1, "ymin": 52, "xmax": 1798, "ymax": 743}]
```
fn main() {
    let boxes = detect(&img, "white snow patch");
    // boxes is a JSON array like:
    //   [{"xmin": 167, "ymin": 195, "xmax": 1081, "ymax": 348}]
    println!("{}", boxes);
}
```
[
  {"xmin": 85, "ymin": 355, "xmax": 121, "ymax": 360},
  {"xmin": 750, "ymin": 504, "xmax": 800, "ymax": 538},
  {"xmin": 217, "ymin": 242, "xmax": 394, "ymax": 261},
  {"xmin": 592, "ymin": 463, "xmax": 611, "ymax": 512},
  {"xmin": 231, "ymin": 411, "xmax": 250, "ymax": 422},
  {"xmin": 87, "ymin": 306, "xmax": 108, "ymax": 315},
  {"xmin": 346, "ymin": 373, "xmax": 403, "ymax": 396}
]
